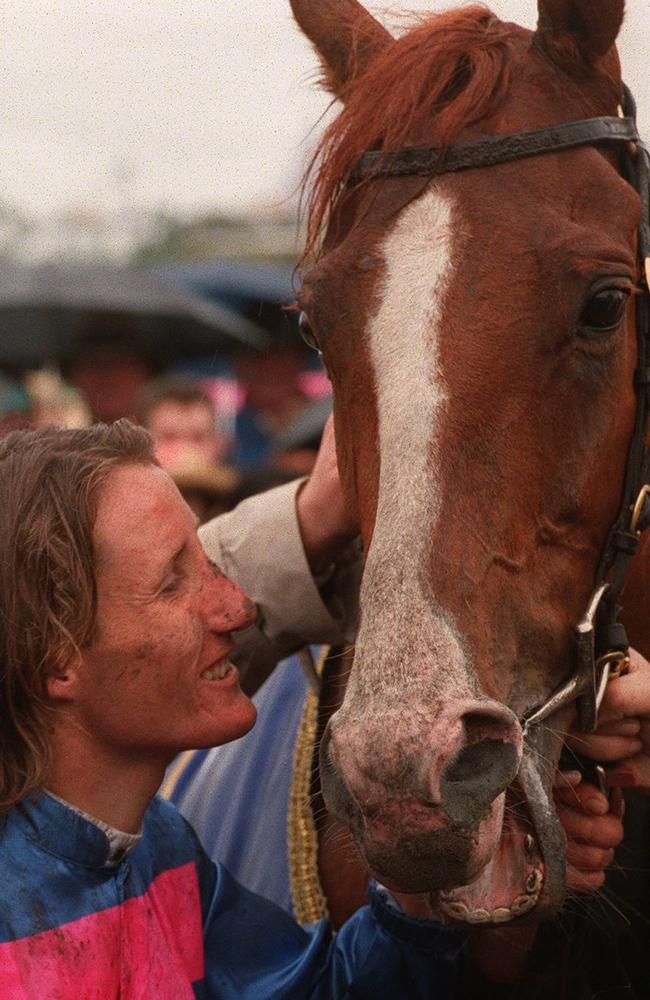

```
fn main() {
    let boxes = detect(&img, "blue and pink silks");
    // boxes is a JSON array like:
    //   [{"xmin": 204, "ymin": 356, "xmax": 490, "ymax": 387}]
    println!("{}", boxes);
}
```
[{"xmin": 0, "ymin": 785, "xmax": 464, "ymax": 998}]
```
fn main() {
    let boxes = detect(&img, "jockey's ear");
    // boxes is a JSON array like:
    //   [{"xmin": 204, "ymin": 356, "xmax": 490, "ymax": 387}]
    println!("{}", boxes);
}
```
[
  {"xmin": 534, "ymin": 0, "xmax": 625, "ymax": 67},
  {"xmin": 290, "ymin": 0, "xmax": 393, "ymax": 98},
  {"xmin": 46, "ymin": 653, "xmax": 82, "ymax": 704}
]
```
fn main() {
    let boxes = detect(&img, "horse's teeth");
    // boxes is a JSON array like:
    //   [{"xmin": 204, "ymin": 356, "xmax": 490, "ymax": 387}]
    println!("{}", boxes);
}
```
[
  {"xmin": 526, "ymin": 869, "xmax": 543, "ymax": 894},
  {"xmin": 440, "ymin": 867, "xmax": 544, "ymax": 924},
  {"xmin": 511, "ymin": 893, "xmax": 538, "ymax": 916}
]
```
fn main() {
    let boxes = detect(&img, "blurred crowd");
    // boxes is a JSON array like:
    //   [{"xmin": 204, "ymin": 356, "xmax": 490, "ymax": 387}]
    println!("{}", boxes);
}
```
[{"xmin": 0, "ymin": 296, "xmax": 332, "ymax": 524}]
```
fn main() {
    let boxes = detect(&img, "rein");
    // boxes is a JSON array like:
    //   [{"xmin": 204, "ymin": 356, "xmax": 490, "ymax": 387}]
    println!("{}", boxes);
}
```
[{"xmin": 349, "ymin": 85, "xmax": 650, "ymax": 736}]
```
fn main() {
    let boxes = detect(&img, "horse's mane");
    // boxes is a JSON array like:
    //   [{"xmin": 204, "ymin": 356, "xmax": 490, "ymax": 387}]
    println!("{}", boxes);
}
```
[{"xmin": 303, "ymin": 5, "xmax": 523, "ymax": 258}]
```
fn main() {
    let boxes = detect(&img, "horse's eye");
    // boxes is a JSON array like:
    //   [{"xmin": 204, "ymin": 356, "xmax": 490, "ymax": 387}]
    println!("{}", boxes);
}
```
[
  {"xmin": 299, "ymin": 311, "xmax": 321, "ymax": 353},
  {"xmin": 578, "ymin": 287, "xmax": 629, "ymax": 336}
]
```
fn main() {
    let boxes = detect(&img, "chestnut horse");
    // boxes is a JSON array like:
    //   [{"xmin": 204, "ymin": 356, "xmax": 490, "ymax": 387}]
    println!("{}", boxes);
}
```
[{"xmin": 291, "ymin": 0, "xmax": 650, "ymax": 931}]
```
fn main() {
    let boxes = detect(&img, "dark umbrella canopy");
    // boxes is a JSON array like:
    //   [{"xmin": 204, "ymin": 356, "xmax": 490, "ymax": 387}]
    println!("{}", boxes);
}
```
[
  {"xmin": 0, "ymin": 262, "xmax": 270, "ymax": 372},
  {"xmin": 150, "ymin": 259, "xmax": 295, "ymax": 311},
  {"xmin": 149, "ymin": 259, "xmax": 301, "ymax": 347}
]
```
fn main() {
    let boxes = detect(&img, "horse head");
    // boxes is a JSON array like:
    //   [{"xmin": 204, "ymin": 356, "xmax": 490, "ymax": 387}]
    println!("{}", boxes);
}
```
[{"xmin": 292, "ymin": 0, "xmax": 648, "ymax": 924}]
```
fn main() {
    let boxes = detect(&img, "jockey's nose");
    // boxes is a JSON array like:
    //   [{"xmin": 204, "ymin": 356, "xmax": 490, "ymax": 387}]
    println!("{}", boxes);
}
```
[{"xmin": 202, "ymin": 562, "xmax": 257, "ymax": 634}]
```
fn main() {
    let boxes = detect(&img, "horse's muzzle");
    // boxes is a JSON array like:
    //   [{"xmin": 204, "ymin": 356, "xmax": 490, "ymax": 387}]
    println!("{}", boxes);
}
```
[{"xmin": 319, "ymin": 697, "xmax": 523, "ymax": 891}]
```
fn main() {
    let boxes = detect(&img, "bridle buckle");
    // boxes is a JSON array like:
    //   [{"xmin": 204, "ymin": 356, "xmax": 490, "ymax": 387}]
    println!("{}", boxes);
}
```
[
  {"xmin": 594, "ymin": 649, "xmax": 631, "ymax": 717},
  {"xmin": 596, "ymin": 650, "xmax": 631, "ymax": 681},
  {"xmin": 618, "ymin": 103, "xmax": 639, "ymax": 157}
]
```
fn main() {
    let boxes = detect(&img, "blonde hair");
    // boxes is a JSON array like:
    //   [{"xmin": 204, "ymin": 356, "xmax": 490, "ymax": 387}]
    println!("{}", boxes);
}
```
[{"xmin": 0, "ymin": 420, "xmax": 154, "ymax": 812}]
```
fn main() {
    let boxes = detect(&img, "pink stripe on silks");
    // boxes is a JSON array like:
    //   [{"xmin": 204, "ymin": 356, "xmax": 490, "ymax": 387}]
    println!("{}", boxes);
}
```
[{"xmin": 0, "ymin": 862, "xmax": 204, "ymax": 999}]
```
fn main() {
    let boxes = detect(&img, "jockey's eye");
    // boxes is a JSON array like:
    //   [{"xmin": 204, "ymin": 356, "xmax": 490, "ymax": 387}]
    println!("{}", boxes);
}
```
[
  {"xmin": 299, "ymin": 311, "xmax": 322, "ymax": 354},
  {"xmin": 578, "ymin": 286, "xmax": 630, "ymax": 337}
]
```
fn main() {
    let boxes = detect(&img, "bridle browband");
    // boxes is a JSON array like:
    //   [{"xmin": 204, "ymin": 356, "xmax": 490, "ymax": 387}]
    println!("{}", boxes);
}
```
[
  {"xmin": 349, "ymin": 114, "xmax": 639, "ymax": 183},
  {"xmin": 349, "ymin": 85, "xmax": 650, "ymax": 736}
]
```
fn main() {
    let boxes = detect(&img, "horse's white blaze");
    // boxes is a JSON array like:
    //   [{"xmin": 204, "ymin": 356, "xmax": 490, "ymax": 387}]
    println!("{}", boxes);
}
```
[{"xmin": 350, "ymin": 188, "xmax": 476, "ymax": 704}]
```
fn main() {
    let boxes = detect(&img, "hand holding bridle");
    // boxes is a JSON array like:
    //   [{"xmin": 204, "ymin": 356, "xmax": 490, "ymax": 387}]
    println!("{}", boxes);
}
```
[{"xmin": 565, "ymin": 648, "xmax": 650, "ymax": 795}]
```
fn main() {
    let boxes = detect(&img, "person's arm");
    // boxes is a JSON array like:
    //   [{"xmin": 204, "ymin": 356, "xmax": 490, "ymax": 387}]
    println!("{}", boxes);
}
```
[
  {"xmin": 199, "ymin": 416, "xmax": 361, "ymax": 694},
  {"xmin": 200, "ymin": 862, "xmax": 465, "ymax": 999}
]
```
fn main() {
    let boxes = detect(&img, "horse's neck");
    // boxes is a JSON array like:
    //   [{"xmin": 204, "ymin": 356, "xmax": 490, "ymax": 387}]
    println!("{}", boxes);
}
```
[{"xmin": 314, "ymin": 647, "xmax": 369, "ymax": 927}]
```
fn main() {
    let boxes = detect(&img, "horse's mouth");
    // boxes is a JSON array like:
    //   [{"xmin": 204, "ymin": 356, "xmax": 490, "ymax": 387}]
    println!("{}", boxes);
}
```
[
  {"xmin": 433, "ymin": 783, "xmax": 545, "ymax": 925},
  {"xmin": 357, "ymin": 784, "xmax": 547, "ymax": 926},
  {"xmin": 323, "ymin": 722, "xmax": 566, "ymax": 926},
  {"xmin": 432, "ymin": 747, "xmax": 568, "ymax": 926},
  {"xmin": 338, "ymin": 749, "xmax": 565, "ymax": 927}
]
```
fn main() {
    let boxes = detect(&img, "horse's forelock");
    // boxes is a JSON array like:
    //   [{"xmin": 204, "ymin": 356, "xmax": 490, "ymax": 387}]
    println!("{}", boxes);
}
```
[{"xmin": 301, "ymin": 4, "xmax": 522, "ymax": 261}]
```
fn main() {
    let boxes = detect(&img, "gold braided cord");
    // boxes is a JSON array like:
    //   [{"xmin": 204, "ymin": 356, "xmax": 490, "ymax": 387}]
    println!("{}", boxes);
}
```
[
  {"xmin": 288, "ymin": 646, "xmax": 330, "ymax": 924},
  {"xmin": 159, "ymin": 750, "xmax": 196, "ymax": 800}
]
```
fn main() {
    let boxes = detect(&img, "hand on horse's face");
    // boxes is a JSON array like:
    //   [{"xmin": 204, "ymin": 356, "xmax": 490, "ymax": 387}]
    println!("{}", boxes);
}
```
[
  {"xmin": 296, "ymin": 413, "xmax": 359, "ymax": 575},
  {"xmin": 565, "ymin": 648, "xmax": 650, "ymax": 795}
]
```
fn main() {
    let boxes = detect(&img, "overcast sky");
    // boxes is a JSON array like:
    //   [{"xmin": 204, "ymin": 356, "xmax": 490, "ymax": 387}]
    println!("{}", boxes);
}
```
[{"xmin": 0, "ymin": 0, "xmax": 648, "ymax": 220}]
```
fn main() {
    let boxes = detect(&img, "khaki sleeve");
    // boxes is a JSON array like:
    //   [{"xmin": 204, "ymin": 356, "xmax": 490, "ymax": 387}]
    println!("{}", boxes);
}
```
[{"xmin": 198, "ymin": 479, "xmax": 360, "ymax": 694}]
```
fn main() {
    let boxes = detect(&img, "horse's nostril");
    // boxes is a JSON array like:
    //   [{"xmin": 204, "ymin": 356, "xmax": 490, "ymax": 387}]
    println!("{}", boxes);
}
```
[
  {"xmin": 429, "ymin": 699, "xmax": 522, "ymax": 828},
  {"xmin": 440, "ymin": 737, "xmax": 520, "ymax": 828},
  {"xmin": 461, "ymin": 706, "xmax": 522, "ymax": 749}
]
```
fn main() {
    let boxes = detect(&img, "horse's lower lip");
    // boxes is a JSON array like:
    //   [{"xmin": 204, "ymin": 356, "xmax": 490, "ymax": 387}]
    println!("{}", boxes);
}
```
[{"xmin": 363, "ymin": 827, "xmax": 480, "ymax": 892}]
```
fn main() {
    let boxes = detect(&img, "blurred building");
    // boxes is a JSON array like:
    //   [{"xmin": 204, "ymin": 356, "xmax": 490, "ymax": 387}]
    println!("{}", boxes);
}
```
[{"xmin": 0, "ymin": 205, "xmax": 301, "ymax": 267}]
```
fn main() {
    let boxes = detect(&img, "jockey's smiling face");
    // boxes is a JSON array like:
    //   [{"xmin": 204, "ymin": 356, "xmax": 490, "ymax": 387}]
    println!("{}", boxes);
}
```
[{"xmin": 49, "ymin": 463, "xmax": 257, "ymax": 762}]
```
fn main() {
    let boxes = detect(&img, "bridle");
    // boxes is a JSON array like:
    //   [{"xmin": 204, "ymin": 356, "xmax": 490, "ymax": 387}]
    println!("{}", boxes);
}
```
[{"xmin": 348, "ymin": 84, "xmax": 650, "ymax": 737}]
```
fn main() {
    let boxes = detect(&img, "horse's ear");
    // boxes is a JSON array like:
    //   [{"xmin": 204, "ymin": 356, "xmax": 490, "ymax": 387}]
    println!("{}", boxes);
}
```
[
  {"xmin": 290, "ymin": 0, "xmax": 393, "ymax": 97},
  {"xmin": 534, "ymin": 0, "xmax": 625, "ymax": 66}
]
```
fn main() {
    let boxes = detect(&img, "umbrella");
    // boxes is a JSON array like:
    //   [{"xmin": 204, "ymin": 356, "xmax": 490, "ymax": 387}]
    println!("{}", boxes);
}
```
[
  {"xmin": 149, "ymin": 259, "xmax": 296, "ymax": 312},
  {"xmin": 0, "ymin": 261, "xmax": 270, "ymax": 372},
  {"xmin": 149, "ymin": 258, "xmax": 304, "ymax": 344}
]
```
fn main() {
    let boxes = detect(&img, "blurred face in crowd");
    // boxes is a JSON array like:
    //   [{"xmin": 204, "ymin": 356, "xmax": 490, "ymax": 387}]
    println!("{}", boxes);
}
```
[
  {"xmin": 70, "ymin": 357, "xmax": 152, "ymax": 424},
  {"xmin": 0, "ymin": 410, "xmax": 33, "ymax": 438},
  {"xmin": 0, "ymin": 376, "xmax": 34, "ymax": 438},
  {"xmin": 235, "ymin": 348, "xmax": 306, "ymax": 421},
  {"xmin": 147, "ymin": 399, "xmax": 226, "ymax": 464},
  {"xmin": 60, "ymin": 463, "xmax": 257, "ymax": 762}
]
